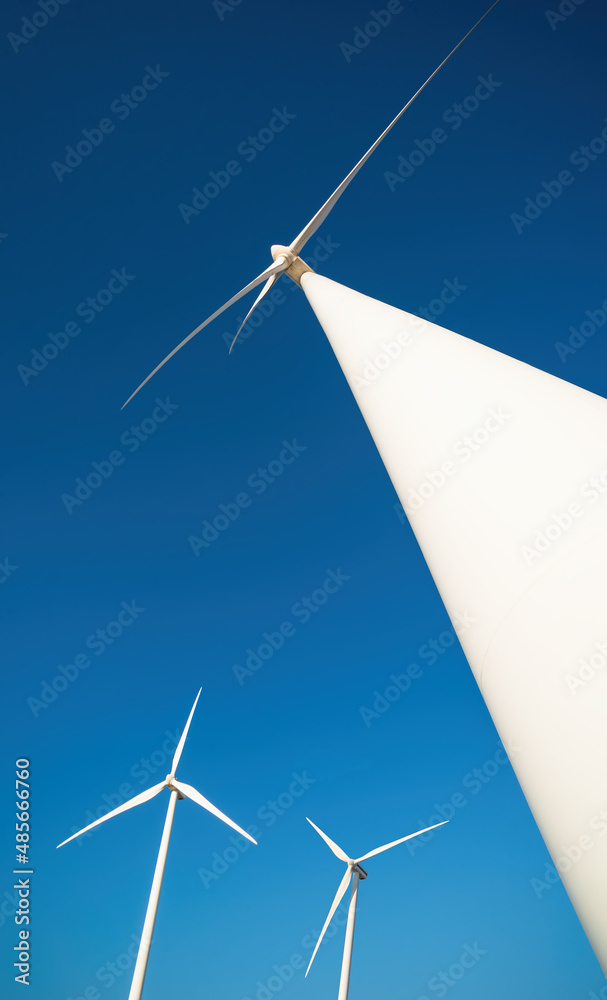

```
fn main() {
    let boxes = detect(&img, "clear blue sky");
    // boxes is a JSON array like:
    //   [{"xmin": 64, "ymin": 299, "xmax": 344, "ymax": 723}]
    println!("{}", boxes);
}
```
[{"xmin": 2, "ymin": 0, "xmax": 607, "ymax": 997}]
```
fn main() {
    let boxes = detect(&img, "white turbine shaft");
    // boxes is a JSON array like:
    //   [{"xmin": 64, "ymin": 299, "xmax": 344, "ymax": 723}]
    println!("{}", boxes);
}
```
[
  {"xmin": 128, "ymin": 790, "xmax": 178, "ymax": 1000},
  {"xmin": 337, "ymin": 871, "xmax": 360, "ymax": 1000},
  {"xmin": 300, "ymin": 270, "xmax": 607, "ymax": 974}
]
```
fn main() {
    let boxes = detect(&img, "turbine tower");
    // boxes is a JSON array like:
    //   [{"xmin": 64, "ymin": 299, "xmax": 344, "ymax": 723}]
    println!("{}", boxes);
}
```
[
  {"xmin": 305, "ymin": 817, "xmax": 448, "ymax": 1000},
  {"xmin": 57, "ymin": 690, "xmax": 257, "ymax": 999},
  {"xmin": 119, "ymin": 0, "xmax": 607, "ymax": 975}
]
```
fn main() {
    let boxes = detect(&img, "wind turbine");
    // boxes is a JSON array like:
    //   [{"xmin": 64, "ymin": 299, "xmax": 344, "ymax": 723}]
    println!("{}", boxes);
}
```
[
  {"xmin": 117, "ymin": 0, "xmax": 607, "ymax": 977},
  {"xmin": 57, "ymin": 690, "xmax": 257, "ymax": 1000},
  {"xmin": 304, "ymin": 817, "xmax": 448, "ymax": 1000}
]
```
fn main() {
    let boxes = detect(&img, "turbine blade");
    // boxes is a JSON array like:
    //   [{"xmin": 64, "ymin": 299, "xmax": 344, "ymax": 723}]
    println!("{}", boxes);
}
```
[
  {"xmin": 353, "ymin": 820, "xmax": 449, "ymax": 863},
  {"xmin": 121, "ymin": 258, "xmax": 289, "ymax": 408},
  {"xmin": 56, "ymin": 780, "xmax": 167, "ymax": 848},
  {"xmin": 171, "ymin": 688, "xmax": 202, "ymax": 774},
  {"xmin": 228, "ymin": 273, "xmax": 279, "ymax": 354},
  {"xmin": 306, "ymin": 817, "xmax": 349, "ymax": 862},
  {"xmin": 172, "ymin": 780, "xmax": 257, "ymax": 844},
  {"xmin": 289, "ymin": 0, "xmax": 501, "ymax": 256},
  {"xmin": 305, "ymin": 867, "xmax": 352, "ymax": 977}
]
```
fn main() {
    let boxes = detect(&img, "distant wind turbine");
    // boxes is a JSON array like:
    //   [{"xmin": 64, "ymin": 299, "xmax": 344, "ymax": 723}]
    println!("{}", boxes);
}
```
[
  {"xmin": 57, "ymin": 690, "xmax": 257, "ymax": 1000},
  {"xmin": 305, "ymin": 817, "xmax": 448, "ymax": 999}
]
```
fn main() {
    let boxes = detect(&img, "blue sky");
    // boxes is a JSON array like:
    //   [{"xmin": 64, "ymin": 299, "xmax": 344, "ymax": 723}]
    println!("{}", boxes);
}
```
[{"xmin": 2, "ymin": 0, "xmax": 607, "ymax": 997}]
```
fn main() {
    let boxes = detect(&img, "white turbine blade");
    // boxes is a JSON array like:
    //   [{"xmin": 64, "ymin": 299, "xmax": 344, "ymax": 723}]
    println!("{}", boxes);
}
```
[
  {"xmin": 306, "ymin": 817, "xmax": 349, "ymax": 862},
  {"xmin": 170, "ymin": 688, "xmax": 202, "ymax": 774},
  {"xmin": 305, "ymin": 867, "xmax": 352, "ymax": 977},
  {"xmin": 228, "ymin": 273, "xmax": 280, "ymax": 354},
  {"xmin": 172, "ymin": 779, "xmax": 257, "ymax": 844},
  {"xmin": 56, "ymin": 780, "xmax": 168, "ymax": 848},
  {"xmin": 353, "ymin": 820, "xmax": 449, "ymax": 863},
  {"xmin": 289, "ymin": 0, "xmax": 501, "ymax": 256},
  {"xmin": 121, "ymin": 257, "xmax": 289, "ymax": 408}
]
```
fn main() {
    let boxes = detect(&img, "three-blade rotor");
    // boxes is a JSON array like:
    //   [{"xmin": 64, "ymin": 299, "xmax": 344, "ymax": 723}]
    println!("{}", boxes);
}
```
[
  {"xmin": 121, "ymin": 0, "xmax": 501, "ymax": 409},
  {"xmin": 304, "ymin": 816, "xmax": 449, "ymax": 976},
  {"xmin": 57, "ymin": 688, "xmax": 257, "ymax": 849}
]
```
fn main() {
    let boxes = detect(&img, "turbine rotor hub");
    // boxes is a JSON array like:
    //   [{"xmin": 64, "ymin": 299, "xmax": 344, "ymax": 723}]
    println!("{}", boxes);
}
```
[
  {"xmin": 271, "ymin": 244, "xmax": 314, "ymax": 287},
  {"xmin": 270, "ymin": 244, "xmax": 296, "ymax": 266}
]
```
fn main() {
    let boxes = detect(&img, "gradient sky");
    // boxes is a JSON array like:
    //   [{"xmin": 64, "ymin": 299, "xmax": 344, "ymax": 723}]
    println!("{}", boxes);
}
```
[{"xmin": 2, "ymin": 0, "xmax": 607, "ymax": 997}]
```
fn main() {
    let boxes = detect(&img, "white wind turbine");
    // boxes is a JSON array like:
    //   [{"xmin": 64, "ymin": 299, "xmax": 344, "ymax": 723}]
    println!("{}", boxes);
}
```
[
  {"xmin": 57, "ymin": 690, "xmax": 256, "ymax": 1000},
  {"xmin": 304, "ymin": 817, "xmax": 448, "ymax": 1000},
  {"xmin": 117, "ymin": 0, "xmax": 607, "ymax": 976}
]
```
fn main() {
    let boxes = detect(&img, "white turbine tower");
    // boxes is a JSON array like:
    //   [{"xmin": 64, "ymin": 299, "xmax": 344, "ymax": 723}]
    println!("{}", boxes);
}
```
[
  {"xmin": 57, "ymin": 690, "xmax": 257, "ymax": 999},
  {"xmin": 304, "ymin": 817, "xmax": 448, "ymax": 1000},
  {"xmin": 118, "ymin": 0, "xmax": 607, "ymax": 976}
]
